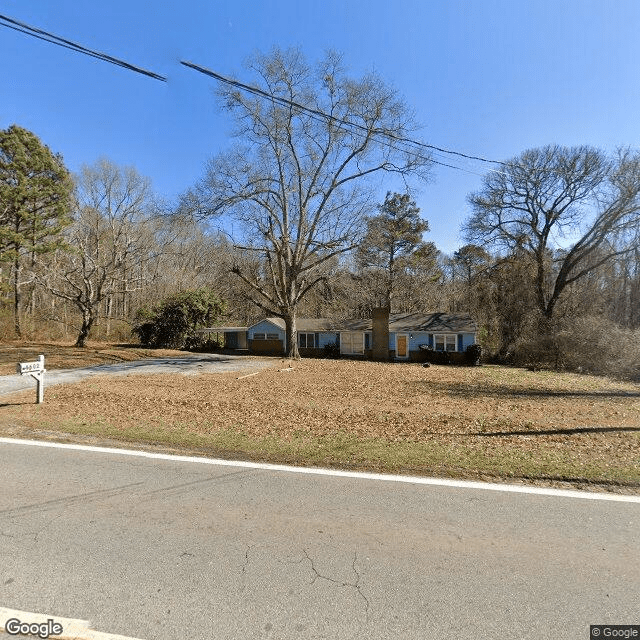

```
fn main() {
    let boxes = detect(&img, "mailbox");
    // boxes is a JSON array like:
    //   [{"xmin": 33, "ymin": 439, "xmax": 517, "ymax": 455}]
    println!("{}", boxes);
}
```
[{"xmin": 16, "ymin": 354, "xmax": 45, "ymax": 403}]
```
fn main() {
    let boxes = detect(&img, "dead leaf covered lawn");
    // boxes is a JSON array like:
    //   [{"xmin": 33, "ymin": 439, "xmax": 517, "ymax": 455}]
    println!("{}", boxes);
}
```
[
  {"xmin": 0, "ymin": 341, "xmax": 188, "ymax": 375},
  {"xmin": 1, "ymin": 356, "xmax": 638, "ymax": 489}
]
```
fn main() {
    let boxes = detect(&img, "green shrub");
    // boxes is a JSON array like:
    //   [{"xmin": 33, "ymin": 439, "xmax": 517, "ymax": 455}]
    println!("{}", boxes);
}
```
[
  {"xmin": 133, "ymin": 289, "xmax": 226, "ymax": 349},
  {"xmin": 465, "ymin": 343, "xmax": 482, "ymax": 366},
  {"xmin": 323, "ymin": 339, "xmax": 341, "ymax": 358}
]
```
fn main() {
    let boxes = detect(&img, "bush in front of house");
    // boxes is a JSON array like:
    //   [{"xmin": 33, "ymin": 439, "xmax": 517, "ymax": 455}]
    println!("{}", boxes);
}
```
[
  {"xmin": 419, "ymin": 346, "xmax": 451, "ymax": 365},
  {"xmin": 323, "ymin": 340, "xmax": 341, "ymax": 358},
  {"xmin": 133, "ymin": 288, "xmax": 226, "ymax": 349},
  {"xmin": 418, "ymin": 344, "xmax": 480, "ymax": 366},
  {"xmin": 465, "ymin": 343, "xmax": 482, "ymax": 366}
]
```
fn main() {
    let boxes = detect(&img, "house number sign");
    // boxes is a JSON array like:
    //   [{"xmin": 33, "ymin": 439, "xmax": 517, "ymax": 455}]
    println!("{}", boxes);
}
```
[{"xmin": 16, "ymin": 354, "xmax": 45, "ymax": 403}]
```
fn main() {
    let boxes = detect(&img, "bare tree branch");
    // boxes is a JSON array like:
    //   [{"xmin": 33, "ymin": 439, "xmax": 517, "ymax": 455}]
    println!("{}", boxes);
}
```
[{"xmin": 185, "ymin": 48, "xmax": 432, "ymax": 356}]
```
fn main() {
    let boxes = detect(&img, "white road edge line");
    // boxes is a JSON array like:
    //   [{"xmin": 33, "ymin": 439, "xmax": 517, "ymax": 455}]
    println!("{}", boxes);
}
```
[
  {"xmin": 0, "ymin": 606, "xmax": 145, "ymax": 640},
  {"xmin": 1, "ymin": 436, "xmax": 639, "ymax": 503}
]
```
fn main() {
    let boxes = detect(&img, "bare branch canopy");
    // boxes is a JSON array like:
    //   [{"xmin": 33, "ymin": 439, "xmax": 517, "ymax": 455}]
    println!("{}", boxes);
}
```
[
  {"xmin": 463, "ymin": 145, "xmax": 640, "ymax": 321},
  {"xmin": 183, "ymin": 47, "xmax": 433, "ymax": 357}
]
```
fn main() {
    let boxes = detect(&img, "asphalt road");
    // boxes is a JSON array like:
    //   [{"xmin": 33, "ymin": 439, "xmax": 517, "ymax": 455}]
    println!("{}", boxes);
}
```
[
  {"xmin": 0, "ymin": 440, "xmax": 638, "ymax": 640},
  {"xmin": 0, "ymin": 354, "xmax": 274, "ymax": 397}
]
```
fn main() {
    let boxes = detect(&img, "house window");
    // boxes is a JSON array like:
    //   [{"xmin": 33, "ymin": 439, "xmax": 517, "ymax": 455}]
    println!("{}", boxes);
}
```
[
  {"xmin": 434, "ymin": 335, "xmax": 456, "ymax": 351},
  {"xmin": 266, "ymin": 333, "xmax": 279, "ymax": 340},
  {"xmin": 253, "ymin": 333, "xmax": 266, "ymax": 340},
  {"xmin": 341, "ymin": 332, "xmax": 364, "ymax": 354},
  {"xmin": 299, "ymin": 332, "xmax": 315, "ymax": 348}
]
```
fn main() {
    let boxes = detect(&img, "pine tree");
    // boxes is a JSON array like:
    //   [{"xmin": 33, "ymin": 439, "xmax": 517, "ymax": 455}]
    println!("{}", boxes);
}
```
[
  {"xmin": 0, "ymin": 125, "xmax": 72, "ymax": 336},
  {"xmin": 356, "ymin": 192, "xmax": 436, "ymax": 309}
]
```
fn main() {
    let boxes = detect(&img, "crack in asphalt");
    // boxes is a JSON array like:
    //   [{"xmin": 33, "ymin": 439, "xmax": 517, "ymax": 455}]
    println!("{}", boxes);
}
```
[
  {"xmin": 239, "ymin": 542, "xmax": 259, "ymax": 595},
  {"xmin": 303, "ymin": 549, "xmax": 370, "ymax": 613},
  {"xmin": 31, "ymin": 510, "xmax": 65, "ymax": 543},
  {"xmin": 241, "ymin": 544, "xmax": 252, "ymax": 577}
]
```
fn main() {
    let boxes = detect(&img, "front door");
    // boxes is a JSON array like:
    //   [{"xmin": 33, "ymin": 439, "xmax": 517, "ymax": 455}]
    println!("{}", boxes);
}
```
[{"xmin": 396, "ymin": 334, "xmax": 408, "ymax": 359}]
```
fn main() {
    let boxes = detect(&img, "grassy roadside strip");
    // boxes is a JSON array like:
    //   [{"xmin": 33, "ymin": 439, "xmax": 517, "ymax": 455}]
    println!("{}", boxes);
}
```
[
  {"xmin": 5, "ymin": 415, "xmax": 638, "ymax": 491},
  {"xmin": 1, "ymin": 356, "xmax": 638, "ymax": 492}
]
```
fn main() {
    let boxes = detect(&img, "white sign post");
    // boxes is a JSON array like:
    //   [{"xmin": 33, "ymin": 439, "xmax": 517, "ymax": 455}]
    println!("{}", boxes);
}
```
[{"xmin": 16, "ymin": 354, "xmax": 45, "ymax": 403}]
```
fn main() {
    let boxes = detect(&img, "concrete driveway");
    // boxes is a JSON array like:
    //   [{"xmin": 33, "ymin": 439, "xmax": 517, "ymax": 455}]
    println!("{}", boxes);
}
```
[{"xmin": 0, "ymin": 354, "xmax": 274, "ymax": 396}]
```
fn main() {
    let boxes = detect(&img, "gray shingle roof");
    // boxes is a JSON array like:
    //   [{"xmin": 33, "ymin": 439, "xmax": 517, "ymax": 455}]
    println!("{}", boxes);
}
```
[
  {"xmin": 258, "ymin": 317, "xmax": 337, "ymax": 332},
  {"xmin": 339, "ymin": 313, "xmax": 476, "ymax": 332},
  {"xmin": 252, "ymin": 313, "xmax": 476, "ymax": 333},
  {"xmin": 388, "ymin": 312, "xmax": 477, "ymax": 333}
]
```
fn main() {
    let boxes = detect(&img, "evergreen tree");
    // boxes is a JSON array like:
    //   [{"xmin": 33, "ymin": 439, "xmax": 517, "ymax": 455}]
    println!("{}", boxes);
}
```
[
  {"xmin": 0, "ymin": 125, "xmax": 72, "ymax": 336},
  {"xmin": 356, "ymin": 192, "xmax": 436, "ymax": 308},
  {"xmin": 133, "ymin": 288, "xmax": 226, "ymax": 349}
]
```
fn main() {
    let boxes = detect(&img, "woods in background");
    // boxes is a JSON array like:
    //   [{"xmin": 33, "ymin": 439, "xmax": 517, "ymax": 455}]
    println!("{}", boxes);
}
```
[{"xmin": 1, "ymin": 124, "xmax": 639, "ymax": 378}]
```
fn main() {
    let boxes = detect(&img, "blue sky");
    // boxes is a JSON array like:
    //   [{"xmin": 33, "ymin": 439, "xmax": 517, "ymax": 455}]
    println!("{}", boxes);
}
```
[{"xmin": 2, "ymin": 0, "xmax": 640, "ymax": 253}]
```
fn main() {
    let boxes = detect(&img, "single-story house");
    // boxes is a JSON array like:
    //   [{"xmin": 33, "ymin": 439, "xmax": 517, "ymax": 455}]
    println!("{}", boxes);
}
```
[
  {"xmin": 199, "ymin": 326, "xmax": 248, "ymax": 350},
  {"xmin": 248, "ymin": 317, "xmax": 338, "ymax": 356},
  {"xmin": 204, "ymin": 309, "xmax": 477, "ymax": 361},
  {"xmin": 338, "ymin": 310, "xmax": 477, "ymax": 361}
]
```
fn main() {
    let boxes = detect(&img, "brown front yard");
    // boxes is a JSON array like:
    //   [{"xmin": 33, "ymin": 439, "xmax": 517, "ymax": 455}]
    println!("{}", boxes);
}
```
[
  {"xmin": 1, "ymin": 348, "xmax": 638, "ymax": 492},
  {"xmin": 0, "ymin": 341, "xmax": 188, "ymax": 375}
]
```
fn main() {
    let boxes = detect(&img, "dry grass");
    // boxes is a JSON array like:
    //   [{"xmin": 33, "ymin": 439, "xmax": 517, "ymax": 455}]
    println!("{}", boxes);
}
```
[
  {"xmin": 0, "ymin": 340, "xmax": 190, "ymax": 375},
  {"xmin": 1, "ymin": 351, "xmax": 639, "ymax": 492}
]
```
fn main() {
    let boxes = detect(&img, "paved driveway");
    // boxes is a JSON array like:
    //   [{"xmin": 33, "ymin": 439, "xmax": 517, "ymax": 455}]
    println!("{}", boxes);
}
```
[{"xmin": 0, "ymin": 354, "xmax": 274, "ymax": 396}]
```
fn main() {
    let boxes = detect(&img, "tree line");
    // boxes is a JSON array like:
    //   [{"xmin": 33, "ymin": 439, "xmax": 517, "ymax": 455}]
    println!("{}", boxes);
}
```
[{"xmin": 2, "ymin": 48, "xmax": 639, "ymax": 377}]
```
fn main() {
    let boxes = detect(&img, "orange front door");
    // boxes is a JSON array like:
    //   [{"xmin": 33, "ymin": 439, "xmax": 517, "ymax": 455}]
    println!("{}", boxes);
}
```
[{"xmin": 397, "ymin": 335, "xmax": 407, "ymax": 358}]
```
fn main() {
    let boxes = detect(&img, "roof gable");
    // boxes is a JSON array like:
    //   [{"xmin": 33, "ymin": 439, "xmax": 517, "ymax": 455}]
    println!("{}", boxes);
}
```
[{"xmin": 249, "ymin": 317, "xmax": 285, "ymax": 331}]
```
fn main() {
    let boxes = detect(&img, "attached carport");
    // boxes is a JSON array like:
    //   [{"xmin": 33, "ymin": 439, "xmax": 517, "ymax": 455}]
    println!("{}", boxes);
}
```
[{"xmin": 199, "ymin": 327, "xmax": 248, "ymax": 350}]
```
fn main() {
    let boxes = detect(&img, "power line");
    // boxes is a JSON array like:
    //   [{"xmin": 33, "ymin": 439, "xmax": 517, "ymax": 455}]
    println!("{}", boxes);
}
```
[
  {"xmin": 180, "ymin": 62, "xmax": 482, "ymax": 175},
  {"xmin": 180, "ymin": 60, "xmax": 504, "ymax": 170},
  {"xmin": 0, "ymin": 12, "xmax": 501, "ymax": 173},
  {"xmin": 0, "ymin": 13, "xmax": 166, "ymax": 82}
]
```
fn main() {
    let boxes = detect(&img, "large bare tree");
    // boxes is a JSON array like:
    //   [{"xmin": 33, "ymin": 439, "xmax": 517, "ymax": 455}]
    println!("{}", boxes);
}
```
[
  {"xmin": 464, "ymin": 145, "xmax": 640, "ymax": 323},
  {"xmin": 187, "ymin": 48, "xmax": 431, "ymax": 357},
  {"xmin": 47, "ymin": 159, "xmax": 155, "ymax": 346}
]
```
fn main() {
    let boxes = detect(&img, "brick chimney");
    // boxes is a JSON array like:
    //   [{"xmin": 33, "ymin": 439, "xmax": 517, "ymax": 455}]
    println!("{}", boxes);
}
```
[{"xmin": 371, "ymin": 306, "xmax": 390, "ymax": 361}]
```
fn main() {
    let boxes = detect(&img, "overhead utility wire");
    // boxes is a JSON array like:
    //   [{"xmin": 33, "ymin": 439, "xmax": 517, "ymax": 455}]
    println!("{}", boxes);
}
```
[
  {"xmin": 181, "ymin": 61, "xmax": 473, "ymax": 174},
  {"xmin": 180, "ymin": 60, "xmax": 503, "ymax": 169},
  {"xmin": 0, "ymin": 13, "xmax": 166, "ymax": 81},
  {"xmin": 181, "ymin": 62, "xmax": 482, "ymax": 176},
  {"xmin": 179, "ymin": 61, "xmax": 478, "ymax": 175},
  {"xmin": 0, "ymin": 15, "xmax": 496, "ymax": 173},
  {"xmin": 180, "ymin": 60, "xmax": 490, "ymax": 177}
]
